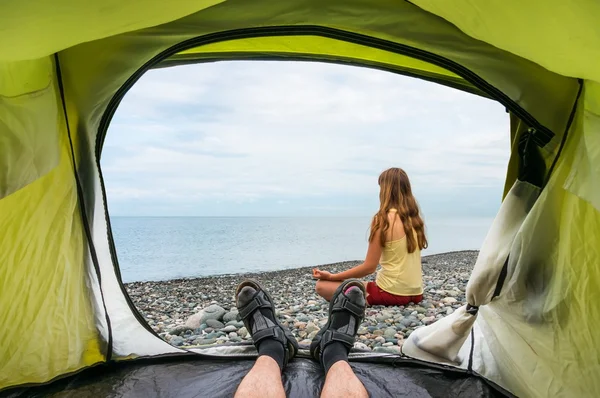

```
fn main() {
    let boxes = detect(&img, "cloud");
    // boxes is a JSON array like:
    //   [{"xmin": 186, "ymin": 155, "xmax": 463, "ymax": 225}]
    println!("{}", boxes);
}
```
[{"xmin": 102, "ymin": 61, "xmax": 509, "ymax": 216}]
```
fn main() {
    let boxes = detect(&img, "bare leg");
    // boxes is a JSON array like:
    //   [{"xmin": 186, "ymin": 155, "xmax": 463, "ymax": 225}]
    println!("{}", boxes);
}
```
[
  {"xmin": 315, "ymin": 280, "xmax": 342, "ymax": 301},
  {"xmin": 315, "ymin": 280, "xmax": 370, "ymax": 303},
  {"xmin": 321, "ymin": 361, "xmax": 368, "ymax": 398},
  {"xmin": 235, "ymin": 356, "xmax": 286, "ymax": 398}
]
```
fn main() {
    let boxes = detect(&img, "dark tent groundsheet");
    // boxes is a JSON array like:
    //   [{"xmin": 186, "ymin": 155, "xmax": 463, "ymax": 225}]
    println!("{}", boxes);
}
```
[{"xmin": 2, "ymin": 356, "xmax": 508, "ymax": 398}]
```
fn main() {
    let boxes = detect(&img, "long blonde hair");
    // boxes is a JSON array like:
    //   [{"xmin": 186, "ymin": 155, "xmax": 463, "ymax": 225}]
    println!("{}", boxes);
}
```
[{"xmin": 368, "ymin": 167, "xmax": 427, "ymax": 253}]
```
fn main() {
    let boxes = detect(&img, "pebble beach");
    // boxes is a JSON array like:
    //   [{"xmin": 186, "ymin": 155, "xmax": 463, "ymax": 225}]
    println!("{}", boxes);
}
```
[{"xmin": 125, "ymin": 251, "xmax": 477, "ymax": 354}]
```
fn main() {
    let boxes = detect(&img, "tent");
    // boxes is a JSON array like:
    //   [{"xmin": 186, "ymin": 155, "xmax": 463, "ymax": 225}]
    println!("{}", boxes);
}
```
[{"xmin": 1, "ymin": 0, "xmax": 599, "ymax": 396}]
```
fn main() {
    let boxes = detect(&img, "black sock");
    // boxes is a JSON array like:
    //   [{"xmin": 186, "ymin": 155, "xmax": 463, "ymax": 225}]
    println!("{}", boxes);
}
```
[
  {"xmin": 322, "ymin": 342, "xmax": 349, "ymax": 374},
  {"xmin": 321, "ymin": 286, "xmax": 363, "ymax": 374},
  {"xmin": 237, "ymin": 286, "xmax": 286, "ymax": 371},
  {"xmin": 257, "ymin": 338, "xmax": 285, "ymax": 370}
]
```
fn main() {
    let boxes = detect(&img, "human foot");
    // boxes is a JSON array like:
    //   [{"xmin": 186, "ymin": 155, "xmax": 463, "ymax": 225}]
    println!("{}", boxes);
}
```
[
  {"xmin": 309, "ymin": 279, "xmax": 366, "ymax": 373},
  {"xmin": 235, "ymin": 280, "xmax": 298, "ymax": 371}
]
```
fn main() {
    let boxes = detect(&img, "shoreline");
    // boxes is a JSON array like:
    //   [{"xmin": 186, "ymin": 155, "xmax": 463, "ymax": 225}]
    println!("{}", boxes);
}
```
[
  {"xmin": 125, "ymin": 250, "xmax": 478, "ymax": 352},
  {"xmin": 124, "ymin": 249, "xmax": 479, "ymax": 285}
]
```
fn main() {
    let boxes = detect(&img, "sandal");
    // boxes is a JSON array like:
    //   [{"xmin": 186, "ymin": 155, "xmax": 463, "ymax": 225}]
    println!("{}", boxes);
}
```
[
  {"xmin": 235, "ymin": 279, "xmax": 298, "ymax": 367},
  {"xmin": 310, "ymin": 279, "xmax": 366, "ymax": 366}
]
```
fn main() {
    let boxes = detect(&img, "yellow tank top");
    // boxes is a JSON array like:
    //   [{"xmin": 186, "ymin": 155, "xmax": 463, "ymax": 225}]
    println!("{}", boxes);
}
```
[{"xmin": 375, "ymin": 230, "xmax": 424, "ymax": 296}]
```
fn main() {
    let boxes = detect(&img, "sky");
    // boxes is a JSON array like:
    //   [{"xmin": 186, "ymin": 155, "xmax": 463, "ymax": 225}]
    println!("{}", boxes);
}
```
[{"xmin": 102, "ymin": 61, "xmax": 510, "ymax": 218}]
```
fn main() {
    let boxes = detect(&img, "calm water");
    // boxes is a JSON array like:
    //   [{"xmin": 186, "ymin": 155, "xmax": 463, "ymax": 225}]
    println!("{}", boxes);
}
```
[{"xmin": 112, "ymin": 217, "xmax": 492, "ymax": 282}]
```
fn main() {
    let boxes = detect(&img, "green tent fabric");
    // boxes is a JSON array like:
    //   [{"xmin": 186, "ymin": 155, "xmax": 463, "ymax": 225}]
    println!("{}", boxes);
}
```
[{"xmin": 0, "ymin": 1, "xmax": 598, "ymax": 397}]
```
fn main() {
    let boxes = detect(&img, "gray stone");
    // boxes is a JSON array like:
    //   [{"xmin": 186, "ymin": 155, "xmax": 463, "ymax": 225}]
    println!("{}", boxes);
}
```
[
  {"xmin": 415, "ymin": 306, "xmax": 427, "ymax": 314},
  {"xmin": 229, "ymin": 336, "xmax": 242, "ymax": 343},
  {"xmin": 228, "ymin": 332, "xmax": 238, "ymax": 338},
  {"xmin": 375, "ymin": 311, "xmax": 393, "ymax": 322},
  {"xmin": 238, "ymin": 327, "xmax": 248, "ymax": 338},
  {"xmin": 382, "ymin": 342, "xmax": 393, "ymax": 347},
  {"xmin": 226, "ymin": 320, "xmax": 244, "ymax": 328},
  {"xmin": 353, "ymin": 342, "xmax": 370, "ymax": 351},
  {"xmin": 375, "ymin": 336, "xmax": 386, "ymax": 344},
  {"xmin": 170, "ymin": 336, "xmax": 184, "ymax": 346},
  {"xmin": 374, "ymin": 346, "xmax": 401, "ymax": 354},
  {"xmin": 385, "ymin": 338, "xmax": 398, "ymax": 344},
  {"xmin": 441, "ymin": 297, "xmax": 457, "ymax": 305},
  {"xmin": 306, "ymin": 322, "xmax": 319, "ymax": 334},
  {"xmin": 384, "ymin": 327, "xmax": 396, "ymax": 338},
  {"xmin": 206, "ymin": 319, "xmax": 225, "ymax": 329},
  {"xmin": 446, "ymin": 307, "xmax": 455, "ymax": 315},
  {"xmin": 422, "ymin": 316, "xmax": 436, "ymax": 325},
  {"xmin": 357, "ymin": 327, "xmax": 368, "ymax": 335},
  {"xmin": 185, "ymin": 304, "xmax": 226, "ymax": 329},
  {"xmin": 198, "ymin": 338, "xmax": 217, "ymax": 345},
  {"xmin": 223, "ymin": 311, "xmax": 239, "ymax": 323},
  {"xmin": 168, "ymin": 325, "xmax": 192, "ymax": 336},
  {"xmin": 222, "ymin": 325, "xmax": 238, "ymax": 333}
]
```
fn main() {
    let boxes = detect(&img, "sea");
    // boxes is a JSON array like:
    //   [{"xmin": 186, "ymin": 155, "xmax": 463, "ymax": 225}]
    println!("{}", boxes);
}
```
[{"xmin": 112, "ymin": 216, "xmax": 493, "ymax": 283}]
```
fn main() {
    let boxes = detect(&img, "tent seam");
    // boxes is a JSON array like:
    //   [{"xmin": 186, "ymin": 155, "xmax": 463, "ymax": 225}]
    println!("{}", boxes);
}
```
[{"xmin": 53, "ymin": 53, "xmax": 113, "ymax": 362}]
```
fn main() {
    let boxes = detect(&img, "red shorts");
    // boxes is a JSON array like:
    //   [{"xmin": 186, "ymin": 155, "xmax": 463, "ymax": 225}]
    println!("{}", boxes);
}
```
[{"xmin": 366, "ymin": 282, "xmax": 423, "ymax": 306}]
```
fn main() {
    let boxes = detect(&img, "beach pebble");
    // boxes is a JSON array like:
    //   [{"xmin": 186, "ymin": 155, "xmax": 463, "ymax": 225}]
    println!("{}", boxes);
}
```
[
  {"xmin": 376, "ymin": 311, "xmax": 393, "ymax": 322},
  {"xmin": 223, "ymin": 311, "xmax": 239, "ymax": 323},
  {"xmin": 305, "ymin": 322, "xmax": 319, "ymax": 334},
  {"xmin": 384, "ymin": 327, "xmax": 396, "ymax": 338},
  {"xmin": 168, "ymin": 325, "xmax": 192, "ymax": 336},
  {"xmin": 294, "ymin": 321, "xmax": 307, "ymax": 330},
  {"xmin": 125, "ymin": 252, "xmax": 478, "ymax": 350},
  {"xmin": 354, "ymin": 342, "xmax": 370, "ymax": 351},
  {"xmin": 185, "ymin": 304, "xmax": 226, "ymax": 329},
  {"xmin": 206, "ymin": 319, "xmax": 225, "ymax": 329},
  {"xmin": 374, "ymin": 346, "xmax": 401, "ymax": 354},
  {"xmin": 198, "ymin": 337, "xmax": 217, "ymax": 345}
]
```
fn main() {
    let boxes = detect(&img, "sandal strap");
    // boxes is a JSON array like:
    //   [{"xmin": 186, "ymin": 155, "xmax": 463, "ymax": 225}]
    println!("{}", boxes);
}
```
[
  {"xmin": 238, "ymin": 290, "xmax": 271, "ymax": 320},
  {"xmin": 321, "ymin": 329, "xmax": 356, "ymax": 350},
  {"xmin": 332, "ymin": 295, "xmax": 364, "ymax": 318},
  {"xmin": 252, "ymin": 325, "xmax": 287, "ymax": 345}
]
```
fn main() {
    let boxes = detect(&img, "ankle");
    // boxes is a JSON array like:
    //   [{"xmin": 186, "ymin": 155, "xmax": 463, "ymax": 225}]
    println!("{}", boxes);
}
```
[{"xmin": 322, "ymin": 342, "xmax": 349, "ymax": 374}]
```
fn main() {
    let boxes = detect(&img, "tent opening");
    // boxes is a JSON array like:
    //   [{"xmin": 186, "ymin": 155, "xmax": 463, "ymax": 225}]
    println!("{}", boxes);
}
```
[{"xmin": 101, "ymin": 59, "xmax": 510, "ymax": 351}]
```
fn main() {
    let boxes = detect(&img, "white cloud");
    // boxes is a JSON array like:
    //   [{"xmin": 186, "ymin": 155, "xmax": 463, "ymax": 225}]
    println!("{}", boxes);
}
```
[{"xmin": 103, "ymin": 61, "xmax": 510, "ymax": 215}]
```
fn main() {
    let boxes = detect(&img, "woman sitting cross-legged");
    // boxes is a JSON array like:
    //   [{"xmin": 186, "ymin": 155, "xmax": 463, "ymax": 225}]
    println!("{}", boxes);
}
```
[{"xmin": 313, "ymin": 167, "xmax": 427, "ymax": 306}]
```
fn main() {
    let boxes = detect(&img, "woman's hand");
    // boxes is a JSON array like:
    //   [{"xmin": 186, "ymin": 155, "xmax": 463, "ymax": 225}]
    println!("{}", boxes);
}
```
[{"xmin": 312, "ymin": 268, "xmax": 333, "ymax": 280}]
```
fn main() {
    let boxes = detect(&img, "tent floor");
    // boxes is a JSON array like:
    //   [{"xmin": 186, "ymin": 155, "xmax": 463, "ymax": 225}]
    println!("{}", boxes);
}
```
[{"xmin": 3, "ymin": 356, "xmax": 507, "ymax": 397}]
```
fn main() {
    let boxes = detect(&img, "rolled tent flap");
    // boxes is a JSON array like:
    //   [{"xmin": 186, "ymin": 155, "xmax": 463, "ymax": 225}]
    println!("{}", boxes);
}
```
[
  {"xmin": 403, "ymin": 180, "xmax": 540, "ymax": 364},
  {"xmin": 0, "ymin": 57, "xmax": 60, "ymax": 199}
]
